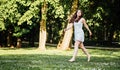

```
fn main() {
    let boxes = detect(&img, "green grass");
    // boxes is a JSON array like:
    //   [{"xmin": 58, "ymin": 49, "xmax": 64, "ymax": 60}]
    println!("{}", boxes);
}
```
[{"xmin": 0, "ymin": 47, "xmax": 120, "ymax": 70}]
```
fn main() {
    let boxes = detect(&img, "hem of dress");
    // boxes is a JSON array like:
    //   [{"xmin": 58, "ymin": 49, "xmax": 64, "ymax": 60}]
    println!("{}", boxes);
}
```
[{"xmin": 74, "ymin": 40, "xmax": 84, "ymax": 42}]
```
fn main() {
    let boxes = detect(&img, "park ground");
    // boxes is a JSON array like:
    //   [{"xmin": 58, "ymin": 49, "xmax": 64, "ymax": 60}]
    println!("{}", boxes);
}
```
[{"xmin": 0, "ymin": 46, "xmax": 120, "ymax": 70}]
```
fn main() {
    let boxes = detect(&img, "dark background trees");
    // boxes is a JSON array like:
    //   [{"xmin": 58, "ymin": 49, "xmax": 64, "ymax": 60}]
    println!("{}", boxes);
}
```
[{"xmin": 0, "ymin": 0, "xmax": 119, "ymax": 48}]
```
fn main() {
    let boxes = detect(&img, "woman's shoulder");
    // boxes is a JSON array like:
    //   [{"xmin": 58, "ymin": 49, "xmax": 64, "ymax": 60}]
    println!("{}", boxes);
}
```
[
  {"xmin": 81, "ymin": 18, "xmax": 85, "ymax": 21},
  {"xmin": 80, "ymin": 18, "xmax": 86, "ymax": 23}
]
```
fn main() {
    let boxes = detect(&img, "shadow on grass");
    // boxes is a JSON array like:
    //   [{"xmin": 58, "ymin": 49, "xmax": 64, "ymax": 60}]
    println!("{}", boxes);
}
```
[{"xmin": 0, "ymin": 54, "xmax": 120, "ymax": 70}]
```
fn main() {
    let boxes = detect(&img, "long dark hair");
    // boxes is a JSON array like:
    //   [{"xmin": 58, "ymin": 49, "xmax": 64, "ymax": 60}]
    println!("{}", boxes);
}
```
[{"xmin": 69, "ymin": 10, "xmax": 84, "ymax": 23}]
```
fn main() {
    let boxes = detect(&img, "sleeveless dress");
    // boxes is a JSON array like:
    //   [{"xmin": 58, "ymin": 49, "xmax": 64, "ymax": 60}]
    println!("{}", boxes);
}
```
[{"xmin": 74, "ymin": 20, "xmax": 84, "ymax": 42}]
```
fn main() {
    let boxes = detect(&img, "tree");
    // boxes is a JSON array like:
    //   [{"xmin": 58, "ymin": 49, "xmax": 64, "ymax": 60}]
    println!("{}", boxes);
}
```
[
  {"xmin": 57, "ymin": 0, "xmax": 79, "ymax": 50},
  {"xmin": 38, "ymin": 0, "xmax": 65, "ymax": 50},
  {"xmin": 38, "ymin": 0, "xmax": 47, "ymax": 50},
  {"xmin": 0, "ymin": 0, "xmax": 119, "ymax": 48},
  {"xmin": 0, "ymin": 0, "xmax": 41, "ymax": 47}
]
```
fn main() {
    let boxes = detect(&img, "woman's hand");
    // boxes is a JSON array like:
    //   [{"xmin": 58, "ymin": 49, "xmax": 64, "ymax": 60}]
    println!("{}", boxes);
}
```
[
  {"xmin": 64, "ymin": 28, "xmax": 67, "ymax": 32},
  {"xmin": 89, "ymin": 31, "xmax": 92, "ymax": 36},
  {"xmin": 63, "ymin": 23, "xmax": 73, "ymax": 32},
  {"xmin": 89, "ymin": 31, "xmax": 92, "ymax": 38}
]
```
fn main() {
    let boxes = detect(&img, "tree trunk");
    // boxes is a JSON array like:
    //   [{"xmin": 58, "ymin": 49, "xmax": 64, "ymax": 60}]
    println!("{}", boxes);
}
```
[
  {"xmin": 38, "ymin": 0, "xmax": 47, "ymax": 50},
  {"xmin": 57, "ymin": 0, "xmax": 79, "ymax": 50},
  {"xmin": 7, "ymin": 29, "xmax": 14, "ymax": 48},
  {"xmin": 7, "ymin": 33, "xmax": 11, "ymax": 47},
  {"xmin": 16, "ymin": 38, "xmax": 21, "ymax": 48}
]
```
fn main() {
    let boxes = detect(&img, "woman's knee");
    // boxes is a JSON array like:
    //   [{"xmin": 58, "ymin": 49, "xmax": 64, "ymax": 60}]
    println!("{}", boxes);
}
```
[
  {"xmin": 74, "ymin": 41, "xmax": 81, "ymax": 46},
  {"xmin": 79, "ymin": 43, "xmax": 84, "ymax": 48}
]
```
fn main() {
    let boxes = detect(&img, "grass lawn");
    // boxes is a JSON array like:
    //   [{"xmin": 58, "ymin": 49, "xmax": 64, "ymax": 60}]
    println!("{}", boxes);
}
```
[{"xmin": 0, "ymin": 46, "xmax": 120, "ymax": 70}]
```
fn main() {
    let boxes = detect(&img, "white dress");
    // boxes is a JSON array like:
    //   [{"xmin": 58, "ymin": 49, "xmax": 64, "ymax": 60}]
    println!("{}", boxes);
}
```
[{"xmin": 74, "ymin": 20, "xmax": 84, "ymax": 42}]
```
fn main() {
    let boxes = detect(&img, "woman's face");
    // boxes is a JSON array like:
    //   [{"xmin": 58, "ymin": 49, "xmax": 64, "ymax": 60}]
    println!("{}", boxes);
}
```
[{"xmin": 77, "ymin": 10, "xmax": 82, "ymax": 17}]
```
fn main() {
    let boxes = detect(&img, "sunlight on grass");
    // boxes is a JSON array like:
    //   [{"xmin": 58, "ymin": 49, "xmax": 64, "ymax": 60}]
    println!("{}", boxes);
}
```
[{"xmin": 0, "ymin": 47, "xmax": 120, "ymax": 70}]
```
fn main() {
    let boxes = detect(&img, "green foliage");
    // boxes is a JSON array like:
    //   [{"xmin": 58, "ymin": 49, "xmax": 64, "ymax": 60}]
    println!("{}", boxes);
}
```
[
  {"xmin": 16, "ymin": 0, "xmax": 32, "ymax": 6},
  {"xmin": 0, "ymin": 0, "xmax": 119, "ymax": 45},
  {"xmin": 47, "ymin": 0, "xmax": 65, "ymax": 19},
  {"xmin": 0, "ymin": 0, "xmax": 19, "ymax": 30},
  {"xmin": 13, "ymin": 27, "xmax": 30, "ymax": 37},
  {"xmin": 79, "ymin": 0, "xmax": 120, "ymax": 41},
  {"xmin": 46, "ymin": 0, "xmax": 74, "ymax": 43},
  {"xmin": 0, "ymin": 19, "xmax": 5, "ymax": 30},
  {"xmin": 0, "ymin": 0, "xmax": 41, "ymax": 37},
  {"xmin": 18, "ymin": 0, "xmax": 41, "ymax": 25}
]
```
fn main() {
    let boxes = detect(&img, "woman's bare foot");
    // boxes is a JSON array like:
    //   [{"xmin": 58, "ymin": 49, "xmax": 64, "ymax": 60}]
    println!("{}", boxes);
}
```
[
  {"xmin": 68, "ymin": 58, "xmax": 75, "ymax": 62},
  {"xmin": 87, "ymin": 55, "xmax": 91, "ymax": 62}
]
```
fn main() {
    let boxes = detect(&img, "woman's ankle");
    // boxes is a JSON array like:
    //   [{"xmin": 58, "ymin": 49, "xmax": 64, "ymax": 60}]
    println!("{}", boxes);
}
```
[{"xmin": 87, "ymin": 55, "xmax": 91, "ymax": 62}]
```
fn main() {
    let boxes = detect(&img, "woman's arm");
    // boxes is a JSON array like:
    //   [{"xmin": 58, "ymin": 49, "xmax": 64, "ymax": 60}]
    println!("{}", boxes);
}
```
[
  {"xmin": 82, "ymin": 18, "xmax": 92, "ymax": 36},
  {"xmin": 64, "ymin": 23, "xmax": 73, "ymax": 31}
]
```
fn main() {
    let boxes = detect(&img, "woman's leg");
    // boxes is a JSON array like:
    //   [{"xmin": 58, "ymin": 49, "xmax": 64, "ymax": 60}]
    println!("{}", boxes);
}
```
[
  {"xmin": 80, "ymin": 43, "xmax": 91, "ymax": 62},
  {"xmin": 69, "ymin": 41, "xmax": 80, "ymax": 62}
]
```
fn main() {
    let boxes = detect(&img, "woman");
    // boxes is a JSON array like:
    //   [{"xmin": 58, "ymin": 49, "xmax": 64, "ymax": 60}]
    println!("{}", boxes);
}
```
[{"xmin": 64, "ymin": 10, "xmax": 92, "ymax": 62}]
